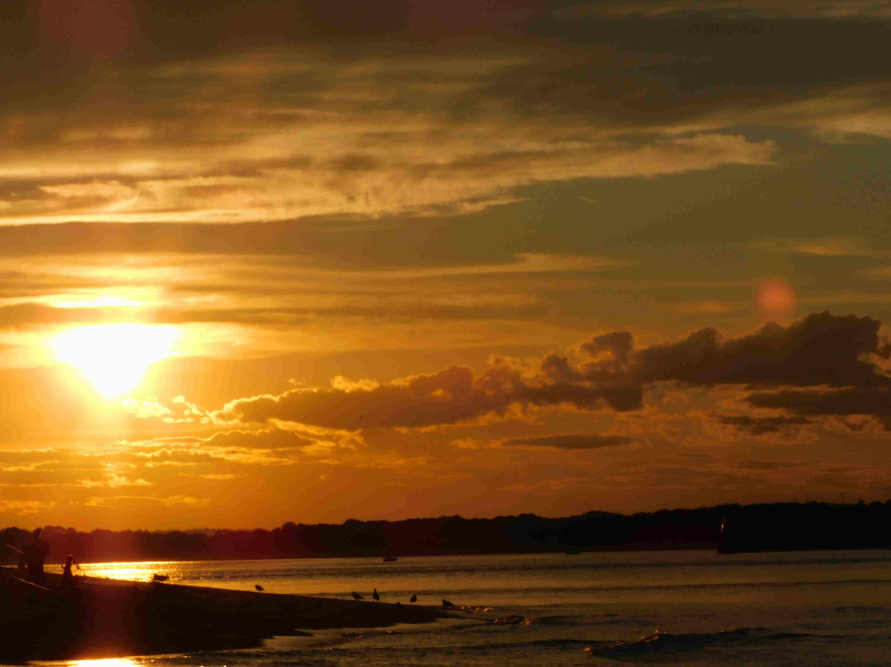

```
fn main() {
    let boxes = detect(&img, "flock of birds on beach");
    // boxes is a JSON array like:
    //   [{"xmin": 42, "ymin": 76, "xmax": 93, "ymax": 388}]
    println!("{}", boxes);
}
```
[
  {"xmin": 349, "ymin": 588, "xmax": 426, "ymax": 605},
  {"xmin": 150, "ymin": 574, "xmax": 432, "ymax": 606},
  {"xmin": 252, "ymin": 584, "xmax": 436, "ymax": 606},
  {"xmin": 249, "ymin": 582, "xmax": 429, "ymax": 605},
  {"xmin": 153, "ymin": 573, "xmax": 438, "ymax": 607}
]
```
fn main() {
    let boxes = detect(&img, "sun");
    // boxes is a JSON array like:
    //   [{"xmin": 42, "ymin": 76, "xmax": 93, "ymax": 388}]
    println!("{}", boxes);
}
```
[{"xmin": 51, "ymin": 324, "xmax": 179, "ymax": 398}]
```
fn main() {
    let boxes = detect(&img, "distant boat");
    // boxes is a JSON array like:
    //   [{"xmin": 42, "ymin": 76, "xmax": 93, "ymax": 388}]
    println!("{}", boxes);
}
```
[{"xmin": 151, "ymin": 574, "xmax": 168, "ymax": 582}]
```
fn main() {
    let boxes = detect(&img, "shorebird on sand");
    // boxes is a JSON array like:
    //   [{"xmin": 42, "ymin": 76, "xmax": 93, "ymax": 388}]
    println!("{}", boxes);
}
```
[
  {"xmin": 352, "ymin": 591, "xmax": 364, "ymax": 600},
  {"xmin": 410, "ymin": 593, "xmax": 418, "ymax": 603},
  {"xmin": 372, "ymin": 588, "xmax": 380, "ymax": 600}
]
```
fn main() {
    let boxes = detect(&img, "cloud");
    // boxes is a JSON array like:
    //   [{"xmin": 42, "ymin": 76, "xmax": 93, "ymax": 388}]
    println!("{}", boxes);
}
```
[
  {"xmin": 214, "ymin": 311, "xmax": 891, "ymax": 433},
  {"xmin": 752, "ymin": 237, "xmax": 883, "ymax": 257},
  {"xmin": 220, "ymin": 363, "xmax": 640, "ymax": 429},
  {"xmin": 633, "ymin": 311, "xmax": 887, "ymax": 387},
  {"xmin": 503, "ymin": 433, "xmax": 632, "ymax": 449},
  {"xmin": 204, "ymin": 428, "xmax": 316, "ymax": 450},
  {"xmin": 0, "ymin": 499, "xmax": 56, "ymax": 515},
  {"xmin": 718, "ymin": 415, "xmax": 812, "ymax": 434},
  {"xmin": 83, "ymin": 495, "xmax": 209, "ymax": 509},
  {"xmin": 747, "ymin": 386, "xmax": 891, "ymax": 422},
  {"xmin": 20, "ymin": 2, "xmax": 881, "ymax": 228}
]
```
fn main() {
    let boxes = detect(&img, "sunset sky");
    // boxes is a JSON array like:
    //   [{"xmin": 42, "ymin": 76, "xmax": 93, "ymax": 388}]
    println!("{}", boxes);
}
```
[{"xmin": 3, "ymin": 1, "xmax": 891, "ymax": 530}]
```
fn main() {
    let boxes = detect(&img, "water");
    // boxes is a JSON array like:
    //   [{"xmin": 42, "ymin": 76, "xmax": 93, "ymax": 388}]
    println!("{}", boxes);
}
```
[{"xmin": 41, "ymin": 549, "xmax": 891, "ymax": 665}]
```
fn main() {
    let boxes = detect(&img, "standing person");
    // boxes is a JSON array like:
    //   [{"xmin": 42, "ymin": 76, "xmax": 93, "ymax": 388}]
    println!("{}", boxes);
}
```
[
  {"xmin": 24, "ymin": 528, "xmax": 49, "ymax": 585},
  {"xmin": 61, "ymin": 555, "xmax": 77, "ymax": 589}
]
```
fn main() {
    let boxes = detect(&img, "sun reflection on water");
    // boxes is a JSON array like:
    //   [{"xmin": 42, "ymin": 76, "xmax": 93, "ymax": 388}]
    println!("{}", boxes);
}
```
[{"xmin": 74, "ymin": 560, "xmax": 182, "ymax": 583}]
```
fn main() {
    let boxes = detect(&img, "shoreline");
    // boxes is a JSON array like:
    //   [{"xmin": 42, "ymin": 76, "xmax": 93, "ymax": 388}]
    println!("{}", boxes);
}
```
[{"xmin": 0, "ymin": 567, "xmax": 450, "ymax": 663}]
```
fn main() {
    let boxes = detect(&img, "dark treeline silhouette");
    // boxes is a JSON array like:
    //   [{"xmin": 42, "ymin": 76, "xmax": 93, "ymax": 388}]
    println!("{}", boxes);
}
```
[{"xmin": 2, "ymin": 500, "xmax": 890, "ymax": 563}]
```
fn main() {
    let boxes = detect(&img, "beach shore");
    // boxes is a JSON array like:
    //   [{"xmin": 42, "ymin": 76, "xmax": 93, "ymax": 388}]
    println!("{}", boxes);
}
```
[{"xmin": 0, "ymin": 567, "xmax": 449, "ymax": 663}]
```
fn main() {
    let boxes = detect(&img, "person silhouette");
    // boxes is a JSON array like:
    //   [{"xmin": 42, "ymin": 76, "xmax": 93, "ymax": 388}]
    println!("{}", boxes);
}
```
[
  {"xmin": 24, "ymin": 529, "xmax": 49, "ymax": 584},
  {"xmin": 61, "ymin": 555, "xmax": 77, "ymax": 589}
]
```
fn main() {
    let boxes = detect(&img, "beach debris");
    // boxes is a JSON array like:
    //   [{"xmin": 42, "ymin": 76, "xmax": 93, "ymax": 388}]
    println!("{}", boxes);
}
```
[
  {"xmin": 372, "ymin": 588, "xmax": 380, "ymax": 600},
  {"xmin": 410, "ymin": 593, "xmax": 417, "ymax": 603},
  {"xmin": 467, "ymin": 605, "xmax": 492, "ymax": 614},
  {"xmin": 151, "ymin": 574, "xmax": 169, "ymax": 582},
  {"xmin": 442, "ymin": 598, "xmax": 455, "ymax": 609},
  {"xmin": 492, "ymin": 614, "xmax": 534, "ymax": 625},
  {"xmin": 352, "ymin": 591, "xmax": 364, "ymax": 600},
  {"xmin": 255, "ymin": 584, "xmax": 264, "ymax": 591}
]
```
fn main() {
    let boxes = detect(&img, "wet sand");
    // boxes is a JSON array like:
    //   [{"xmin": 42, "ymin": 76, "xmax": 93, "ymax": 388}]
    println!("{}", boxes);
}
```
[{"xmin": 0, "ymin": 567, "xmax": 449, "ymax": 662}]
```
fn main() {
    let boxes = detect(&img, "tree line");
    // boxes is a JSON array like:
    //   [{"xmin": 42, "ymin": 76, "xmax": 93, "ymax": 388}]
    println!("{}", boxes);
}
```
[{"xmin": 2, "ymin": 500, "xmax": 889, "ymax": 563}]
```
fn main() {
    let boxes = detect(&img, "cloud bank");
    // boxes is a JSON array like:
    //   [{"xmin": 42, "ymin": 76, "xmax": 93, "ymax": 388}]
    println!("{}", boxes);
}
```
[{"xmin": 219, "ymin": 312, "xmax": 891, "ymax": 430}]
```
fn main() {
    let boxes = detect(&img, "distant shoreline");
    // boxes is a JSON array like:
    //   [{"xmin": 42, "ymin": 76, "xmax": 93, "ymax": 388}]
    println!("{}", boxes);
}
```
[
  {"xmin": 0, "ymin": 567, "xmax": 449, "ymax": 662},
  {"xmin": 6, "ymin": 500, "xmax": 889, "ymax": 564}
]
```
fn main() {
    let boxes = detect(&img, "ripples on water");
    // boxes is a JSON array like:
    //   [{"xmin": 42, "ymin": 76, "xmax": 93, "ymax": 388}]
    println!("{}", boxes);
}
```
[{"xmin": 42, "ymin": 549, "xmax": 891, "ymax": 666}]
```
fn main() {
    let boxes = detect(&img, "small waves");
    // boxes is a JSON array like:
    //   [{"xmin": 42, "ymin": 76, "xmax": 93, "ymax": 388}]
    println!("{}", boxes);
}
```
[{"xmin": 586, "ymin": 626, "xmax": 820, "ymax": 661}]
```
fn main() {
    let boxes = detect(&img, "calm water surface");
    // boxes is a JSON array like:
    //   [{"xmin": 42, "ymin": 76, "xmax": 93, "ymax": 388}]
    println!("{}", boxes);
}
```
[{"xmin": 41, "ymin": 549, "xmax": 891, "ymax": 665}]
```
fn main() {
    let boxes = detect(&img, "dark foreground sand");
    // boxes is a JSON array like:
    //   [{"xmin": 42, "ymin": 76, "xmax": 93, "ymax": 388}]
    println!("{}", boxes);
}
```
[{"xmin": 0, "ymin": 567, "xmax": 449, "ymax": 663}]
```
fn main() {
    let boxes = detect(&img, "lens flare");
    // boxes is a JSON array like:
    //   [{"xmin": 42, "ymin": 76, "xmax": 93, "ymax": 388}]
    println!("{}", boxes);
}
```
[{"xmin": 756, "ymin": 278, "xmax": 797, "ymax": 320}]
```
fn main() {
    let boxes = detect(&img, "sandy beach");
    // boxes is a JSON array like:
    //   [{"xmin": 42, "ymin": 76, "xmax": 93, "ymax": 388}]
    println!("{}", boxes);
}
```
[{"xmin": 0, "ymin": 567, "xmax": 449, "ymax": 663}]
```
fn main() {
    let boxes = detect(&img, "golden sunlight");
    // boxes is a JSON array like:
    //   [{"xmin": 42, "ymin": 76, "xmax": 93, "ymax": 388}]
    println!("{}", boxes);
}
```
[{"xmin": 51, "ymin": 324, "xmax": 179, "ymax": 398}]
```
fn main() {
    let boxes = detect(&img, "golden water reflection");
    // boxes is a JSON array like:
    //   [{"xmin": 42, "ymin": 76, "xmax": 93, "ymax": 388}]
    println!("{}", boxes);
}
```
[{"xmin": 63, "ymin": 560, "xmax": 183, "ymax": 583}]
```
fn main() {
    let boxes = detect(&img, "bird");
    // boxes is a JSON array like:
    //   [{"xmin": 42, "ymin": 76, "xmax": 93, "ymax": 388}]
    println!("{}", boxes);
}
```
[
  {"xmin": 442, "ymin": 598, "xmax": 455, "ymax": 609},
  {"xmin": 372, "ymin": 588, "xmax": 380, "ymax": 600},
  {"xmin": 255, "ymin": 584, "xmax": 264, "ymax": 591},
  {"xmin": 352, "ymin": 591, "xmax": 364, "ymax": 600},
  {"xmin": 410, "ymin": 594, "xmax": 417, "ymax": 603}
]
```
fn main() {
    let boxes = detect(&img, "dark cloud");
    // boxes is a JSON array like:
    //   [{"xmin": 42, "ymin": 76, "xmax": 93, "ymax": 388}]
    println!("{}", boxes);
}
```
[
  {"xmin": 205, "ymin": 428, "xmax": 315, "ymax": 450},
  {"xmin": 5, "ymin": 2, "xmax": 891, "ymax": 134},
  {"xmin": 0, "ymin": 219, "xmax": 536, "ymax": 261},
  {"xmin": 221, "ymin": 363, "xmax": 639, "ymax": 430},
  {"xmin": 219, "ymin": 311, "xmax": 891, "ymax": 431},
  {"xmin": 634, "ymin": 312, "xmax": 887, "ymax": 387},
  {"xmin": 747, "ymin": 386, "xmax": 891, "ymax": 420},
  {"xmin": 0, "ymin": 222, "xmax": 311, "ymax": 257},
  {"xmin": 503, "ymin": 433, "xmax": 632, "ymax": 449},
  {"xmin": 736, "ymin": 459, "xmax": 799, "ymax": 471},
  {"xmin": 718, "ymin": 415, "xmax": 811, "ymax": 434},
  {"xmin": 582, "ymin": 331, "xmax": 633, "ymax": 368},
  {"xmin": 0, "ymin": 300, "xmax": 546, "ymax": 330},
  {"xmin": 0, "ymin": 0, "xmax": 547, "ymax": 96},
  {"xmin": 7, "ymin": 2, "xmax": 889, "ymax": 235},
  {"xmin": 455, "ymin": 8, "xmax": 891, "ymax": 132}
]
